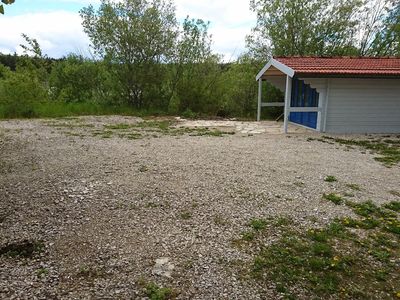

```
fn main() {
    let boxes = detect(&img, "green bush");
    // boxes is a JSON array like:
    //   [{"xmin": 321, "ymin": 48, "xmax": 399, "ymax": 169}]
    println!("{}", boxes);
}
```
[{"xmin": 0, "ymin": 70, "xmax": 47, "ymax": 118}]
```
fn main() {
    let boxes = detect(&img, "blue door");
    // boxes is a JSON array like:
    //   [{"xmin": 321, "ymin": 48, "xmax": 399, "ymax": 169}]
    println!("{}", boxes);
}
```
[{"xmin": 289, "ymin": 78, "xmax": 319, "ymax": 129}]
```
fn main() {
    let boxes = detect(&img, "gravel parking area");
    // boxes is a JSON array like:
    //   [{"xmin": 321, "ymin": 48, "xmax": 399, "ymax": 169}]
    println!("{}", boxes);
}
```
[{"xmin": 1, "ymin": 116, "xmax": 399, "ymax": 299}]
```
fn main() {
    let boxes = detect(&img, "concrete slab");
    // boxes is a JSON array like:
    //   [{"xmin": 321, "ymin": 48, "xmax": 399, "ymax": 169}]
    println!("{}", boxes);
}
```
[{"xmin": 174, "ymin": 118, "xmax": 312, "ymax": 135}]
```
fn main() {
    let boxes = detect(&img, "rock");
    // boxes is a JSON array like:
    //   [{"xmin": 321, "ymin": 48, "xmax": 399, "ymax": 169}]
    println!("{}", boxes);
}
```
[{"xmin": 152, "ymin": 258, "xmax": 174, "ymax": 278}]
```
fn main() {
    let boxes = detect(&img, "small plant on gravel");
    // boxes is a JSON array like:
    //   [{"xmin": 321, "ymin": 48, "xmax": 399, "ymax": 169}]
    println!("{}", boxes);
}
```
[
  {"xmin": 274, "ymin": 216, "xmax": 292, "ymax": 227},
  {"xmin": 384, "ymin": 201, "xmax": 400, "ymax": 212},
  {"xmin": 146, "ymin": 283, "xmax": 173, "ymax": 300},
  {"xmin": 241, "ymin": 231, "xmax": 255, "ymax": 241},
  {"xmin": 321, "ymin": 137, "xmax": 400, "ymax": 167},
  {"xmin": 104, "ymin": 123, "xmax": 133, "ymax": 130},
  {"xmin": 324, "ymin": 176, "xmax": 337, "ymax": 183},
  {"xmin": 389, "ymin": 190, "xmax": 400, "ymax": 197},
  {"xmin": 323, "ymin": 193, "xmax": 344, "ymax": 205},
  {"xmin": 214, "ymin": 215, "xmax": 229, "ymax": 226},
  {"xmin": 37, "ymin": 268, "xmax": 49, "ymax": 277},
  {"xmin": 139, "ymin": 165, "xmax": 149, "ymax": 172},
  {"xmin": 346, "ymin": 183, "xmax": 361, "ymax": 191},
  {"xmin": 249, "ymin": 219, "xmax": 267, "ymax": 231},
  {"xmin": 180, "ymin": 211, "xmax": 192, "ymax": 220}
]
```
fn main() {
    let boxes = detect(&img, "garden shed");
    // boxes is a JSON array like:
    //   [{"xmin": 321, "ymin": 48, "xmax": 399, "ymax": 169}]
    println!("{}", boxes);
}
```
[{"xmin": 256, "ymin": 57, "xmax": 400, "ymax": 133}]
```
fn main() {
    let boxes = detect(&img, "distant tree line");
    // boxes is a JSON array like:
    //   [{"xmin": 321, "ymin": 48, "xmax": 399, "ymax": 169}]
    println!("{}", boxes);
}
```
[{"xmin": 0, "ymin": 0, "xmax": 398, "ymax": 119}]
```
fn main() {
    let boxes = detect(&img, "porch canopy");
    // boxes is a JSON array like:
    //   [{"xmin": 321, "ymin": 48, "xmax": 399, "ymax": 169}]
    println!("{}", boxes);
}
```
[{"xmin": 256, "ymin": 56, "xmax": 400, "ymax": 133}]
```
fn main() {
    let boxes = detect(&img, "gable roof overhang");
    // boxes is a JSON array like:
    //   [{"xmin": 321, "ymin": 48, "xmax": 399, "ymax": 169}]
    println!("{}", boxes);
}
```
[{"xmin": 256, "ymin": 58, "xmax": 294, "ymax": 80}]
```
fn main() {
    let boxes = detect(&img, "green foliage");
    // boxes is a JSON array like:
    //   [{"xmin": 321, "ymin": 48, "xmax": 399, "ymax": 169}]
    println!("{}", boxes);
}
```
[
  {"xmin": 247, "ymin": 204, "xmax": 400, "ymax": 299},
  {"xmin": 145, "ymin": 283, "xmax": 173, "ymax": 300},
  {"xmin": 323, "ymin": 193, "xmax": 344, "ymax": 205},
  {"xmin": 80, "ymin": 0, "xmax": 177, "ymax": 108},
  {"xmin": 0, "ymin": 69, "xmax": 47, "ymax": 118},
  {"xmin": 249, "ymin": 219, "xmax": 267, "ymax": 231},
  {"xmin": 49, "ymin": 55, "xmax": 102, "ymax": 102},
  {"xmin": 324, "ymin": 176, "xmax": 337, "ymax": 183},
  {"xmin": 248, "ymin": 0, "xmax": 362, "ymax": 57},
  {"xmin": 322, "ymin": 136, "xmax": 400, "ymax": 167},
  {"xmin": 367, "ymin": 1, "xmax": 400, "ymax": 56}
]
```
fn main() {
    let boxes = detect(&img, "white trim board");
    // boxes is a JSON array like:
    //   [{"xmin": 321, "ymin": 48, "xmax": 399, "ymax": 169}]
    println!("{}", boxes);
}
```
[{"xmin": 256, "ymin": 58, "xmax": 295, "ymax": 81}]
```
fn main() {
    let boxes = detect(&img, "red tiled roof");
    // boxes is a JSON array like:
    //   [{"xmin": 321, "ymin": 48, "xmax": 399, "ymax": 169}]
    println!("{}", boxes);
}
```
[{"xmin": 274, "ymin": 56, "xmax": 400, "ymax": 76}]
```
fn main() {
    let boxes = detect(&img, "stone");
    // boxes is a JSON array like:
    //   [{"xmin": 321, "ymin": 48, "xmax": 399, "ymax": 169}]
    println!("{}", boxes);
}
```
[{"xmin": 152, "ymin": 258, "xmax": 174, "ymax": 278}]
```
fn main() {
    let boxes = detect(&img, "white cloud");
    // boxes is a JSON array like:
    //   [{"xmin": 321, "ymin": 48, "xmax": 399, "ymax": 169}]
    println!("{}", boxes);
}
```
[
  {"xmin": 175, "ymin": 0, "xmax": 256, "ymax": 59},
  {"xmin": 0, "ymin": 0, "xmax": 256, "ymax": 60},
  {"xmin": 0, "ymin": 11, "xmax": 91, "ymax": 58}
]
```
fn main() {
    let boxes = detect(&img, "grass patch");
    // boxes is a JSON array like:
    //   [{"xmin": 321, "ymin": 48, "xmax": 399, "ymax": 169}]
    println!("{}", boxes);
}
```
[
  {"xmin": 244, "ymin": 202, "xmax": 400, "ymax": 299},
  {"xmin": 322, "ymin": 136, "xmax": 400, "ymax": 167},
  {"xmin": 0, "ymin": 101, "xmax": 157, "ymax": 119},
  {"xmin": 324, "ymin": 176, "xmax": 337, "ymax": 183},
  {"xmin": 323, "ymin": 193, "xmax": 344, "ymax": 205},
  {"xmin": 384, "ymin": 201, "xmax": 400, "ymax": 212}
]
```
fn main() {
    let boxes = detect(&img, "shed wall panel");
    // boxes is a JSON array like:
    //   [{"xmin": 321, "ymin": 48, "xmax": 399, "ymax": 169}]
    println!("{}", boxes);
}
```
[{"xmin": 325, "ymin": 79, "xmax": 400, "ymax": 133}]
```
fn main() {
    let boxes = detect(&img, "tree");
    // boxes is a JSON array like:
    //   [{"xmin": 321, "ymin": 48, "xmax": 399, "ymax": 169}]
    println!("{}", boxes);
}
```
[
  {"xmin": 168, "ymin": 17, "xmax": 223, "ymax": 114},
  {"xmin": 247, "ymin": 0, "xmax": 363, "ymax": 58},
  {"xmin": 367, "ymin": 1, "xmax": 400, "ymax": 56},
  {"xmin": 80, "ymin": 0, "xmax": 178, "ymax": 108},
  {"xmin": 0, "ymin": 0, "xmax": 15, "ymax": 15}
]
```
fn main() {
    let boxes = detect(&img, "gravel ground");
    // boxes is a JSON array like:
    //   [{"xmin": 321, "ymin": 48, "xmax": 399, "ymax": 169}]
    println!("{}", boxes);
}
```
[{"xmin": 0, "ymin": 116, "xmax": 399, "ymax": 299}]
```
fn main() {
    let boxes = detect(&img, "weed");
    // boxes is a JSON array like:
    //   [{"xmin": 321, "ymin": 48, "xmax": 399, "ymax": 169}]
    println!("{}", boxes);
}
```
[
  {"xmin": 346, "ymin": 183, "xmax": 361, "ymax": 191},
  {"xmin": 323, "ymin": 193, "xmax": 344, "ymax": 205},
  {"xmin": 325, "ymin": 176, "xmax": 337, "ymax": 183},
  {"xmin": 321, "ymin": 137, "xmax": 400, "ymax": 167},
  {"xmin": 139, "ymin": 165, "xmax": 149, "ymax": 172},
  {"xmin": 146, "ymin": 283, "xmax": 173, "ymax": 300},
  {"xmin": 180, "ymin": 212, "xmax": 192, "ymax": 220},
  {"xmin": 241, "ymin": 231, "xmax": 255, "ymax": 241},
  {"xmin": 246, "ymin": 206, "xmax": 400, "ymax": 299},
  {"xmin": 384, "ymin": 201, "xmax": 400, "ymax": 212},
  {"xmin": 214, "ymin": 215, "xmax": 229, "ymax": 226},
  {"xmin": 389, "ymin": 190, "xmax": 400, "ymax": 197},
  {"xmin": 249, "ymin": 219, "xmax": 267, "ymax": 231},
  {"xmin": 37, "ymin": 268, "xmax": 49, "ymax": 277},
  {"xmin": 275, "ymin": 216, "xmax": 292, "ymax": 227},
  {"xmin": 104, "ymin": 123, "xmax": 133, "ymax": 130}
]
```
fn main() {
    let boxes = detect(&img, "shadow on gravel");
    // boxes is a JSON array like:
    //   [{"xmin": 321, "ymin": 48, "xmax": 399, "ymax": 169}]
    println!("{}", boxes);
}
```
[{"xmin": 0, "ymin": 240, "xmax": 44, "ymax": 258}]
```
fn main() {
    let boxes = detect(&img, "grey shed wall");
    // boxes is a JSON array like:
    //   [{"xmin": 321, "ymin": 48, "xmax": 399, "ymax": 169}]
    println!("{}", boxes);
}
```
[{"xmin": 325, "ymin": 78, "xmax": 400, "ymax": 133}]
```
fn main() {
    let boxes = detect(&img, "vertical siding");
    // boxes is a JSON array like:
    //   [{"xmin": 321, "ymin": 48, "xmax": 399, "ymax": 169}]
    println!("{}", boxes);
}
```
[{"xmin": 326, "ymin": 78, "xmax": 400, "ymax": 133}]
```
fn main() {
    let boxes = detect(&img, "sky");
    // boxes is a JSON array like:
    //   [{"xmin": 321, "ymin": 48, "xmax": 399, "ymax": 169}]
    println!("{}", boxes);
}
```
[{"xmin": 0, "ymin": 0, "xmax": 256, "ymax": 60}]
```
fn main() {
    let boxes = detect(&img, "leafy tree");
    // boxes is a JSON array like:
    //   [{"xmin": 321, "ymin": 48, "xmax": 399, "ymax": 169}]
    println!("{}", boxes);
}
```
[
  {"xmin": 0, "ymin": 0, "xmax": 15, "ymax": 15},
  {"xmin": 80, "ymin": 0, "xmax": 178, "ymax": 108},
  {"xmin": 168, "ymin": 17, "xmax": 223, "ymax": 115},
  {"xmin": 49, "ymin": 55, "xmax": 102, "ymax": 102},
  {"xmin": 367, "ymin": 1, "xmax": 400, "ymax": 55},
  {"xmin": 247, "ymin": 0, "xmax": 362, "ymax": 58}
]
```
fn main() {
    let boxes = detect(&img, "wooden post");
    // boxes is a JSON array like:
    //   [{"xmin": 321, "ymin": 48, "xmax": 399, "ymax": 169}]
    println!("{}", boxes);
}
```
[
  {"xmin": 257, "ymin": 79, "xmax": 262, "ymax": 122},
  {"xmin": 283, "ymin": 75, "xmax": 292, "ymax": 133}
]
